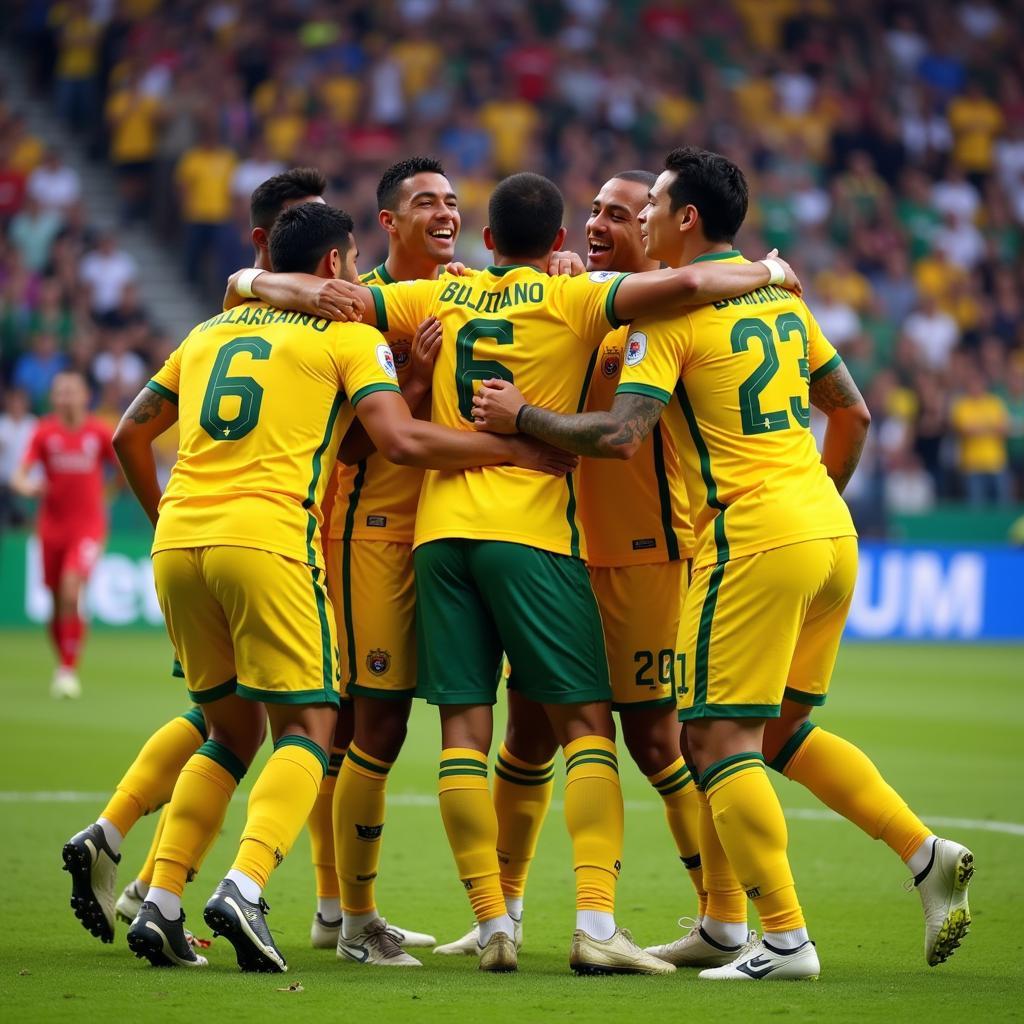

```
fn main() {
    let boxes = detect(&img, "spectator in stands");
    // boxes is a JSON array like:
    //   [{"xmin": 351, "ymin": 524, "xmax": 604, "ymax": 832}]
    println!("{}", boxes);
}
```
[
  {"xmin": 51, "ymin": 0, "xmax": 102, "ymax": 129},
  {"xmin": 9, "ymin": 195, "xmax": 63, "ymax": 273},
  {"xmin": 79, "ymin": 233, "xmax": 137, "ymax": 324},
  {"xmin": 26, "ymin": 149, "xmax": 81, "ymax": 215},
  {"xmin": 1003, "ymin": 359, "xmax": 1024, "ymax": 499},
  {"xmin": 12, "ymin": 332, "xmax": 67, "ymax": 412},
  {"xmin": 903, "ymin": 293, "xmax": 960, "ymax": 371},
  {"xmin": 951, "ymin": 365, "xmax": 1012, "ymax": 505},
  {"xmin": 0, "ymin": 387, "xmax": 35, "ymax": 528},
  {"xmin": 105, "ymin": 65, "xmax": 163, "ymax": 223},
  {"xmin": 174, "ymin": 120, "xmax": 237, "ymax": 289}
]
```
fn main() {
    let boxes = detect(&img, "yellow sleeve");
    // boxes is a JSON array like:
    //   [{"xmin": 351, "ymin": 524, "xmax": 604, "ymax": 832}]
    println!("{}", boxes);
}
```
[
  {"xmin": 614, "ymin": 313, "xmax": 689, "ymax": 405},
  {"xmin": 804, "ymin": 305, "xmax": 843, "ymax": 382},
  {"xmin": 147, "ymin": 343, "xmax": 184, "ymax": 404},
  {"xmin": 366, "ymin": 278, "xmax": 442, "ymax": 338},
  {"xmin": 556, "ymin": 272, "xmax": 631, "ymax": 346},
  {"xmin": 335, "ymin": 324, "xmax": 404, "ymax": 407}
]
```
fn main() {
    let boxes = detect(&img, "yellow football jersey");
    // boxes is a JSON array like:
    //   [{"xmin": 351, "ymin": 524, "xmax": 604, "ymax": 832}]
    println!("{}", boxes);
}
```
[
  {"xmin": 617, "ymin": 252, "xmax": 856, "ymax": 571},
  {"xmin": 578, "ymin": 327, "xmax": 694, "ymax": 567},
  {"xmin": 369, "ymin": 265, "xmax": 628, "ymax": 557},
  {"xmin": 327, "ymin": 262, "xmax": 426, "ymax": 545},
  {"xmin": 148, "ymin": 302, "xmax": 401, "ymax": 570}
]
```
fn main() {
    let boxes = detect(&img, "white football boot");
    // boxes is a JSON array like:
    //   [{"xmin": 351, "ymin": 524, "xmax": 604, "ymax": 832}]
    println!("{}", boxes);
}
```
[
  {"xmin": 912, "ymin": 838, "xmax": 974, "ymax": 966},
  {"xmin": 699, "ymin": 937, "xmax": 820, "ymax": 981}
]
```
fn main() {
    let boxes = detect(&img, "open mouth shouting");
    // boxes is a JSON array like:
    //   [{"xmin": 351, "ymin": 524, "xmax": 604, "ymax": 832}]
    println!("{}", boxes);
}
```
[{"xmin": 587, "ymin": 236, "xmax": 613, "ymax": 267}]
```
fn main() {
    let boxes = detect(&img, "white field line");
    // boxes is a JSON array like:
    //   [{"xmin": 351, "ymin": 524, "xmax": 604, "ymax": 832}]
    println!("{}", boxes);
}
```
[{"xmin": 3, "ymin": 790, "xmax": 1022, "ymax": 837}]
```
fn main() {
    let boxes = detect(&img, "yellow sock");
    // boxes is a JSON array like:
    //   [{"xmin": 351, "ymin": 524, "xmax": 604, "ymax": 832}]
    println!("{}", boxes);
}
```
[
  {"xmin": 335, "ymin": 744, "xmax": 393, "ymax": 915},
  {"xmin": 137, "ymin": 804, "xmax": 169, "ymax": 886},
  {"xmin": 697, "ymin": 789, "xmax": 746, "ymax": 923},
  {"xmin": 150, "ymin": 739, "xmax": 245, "ymax": 897},
  {"xmin": 563, "ymin": 736, "xmax": 623, "ymax": 913},
  {"xmin": 775, "ymin": 724, "xmax": 934, "ymax": 862},
  {"xmin": 493, "ymin": 742, "xmax": 554, "ymax": 900},
  {"xmin": 101, "ymin": 707, "xmax": 206, "ymax": 836},
  {"xmin": 234, "ymin": 737, "xmax": 326, "ymax": 890},
  {"xmin": 308, "ymin": 744, "xmax": 347, "ymax": 902},
  {"xmin": 648, "ymin": 757, "xmax": 706, "ymax": 916},
  {"xmin": 438, "ymin": 748, "xmax": 505, "ymax": 923},
  {"xmin": 703, "ymin": 753, "xmax": 804, "ymax": 933}
]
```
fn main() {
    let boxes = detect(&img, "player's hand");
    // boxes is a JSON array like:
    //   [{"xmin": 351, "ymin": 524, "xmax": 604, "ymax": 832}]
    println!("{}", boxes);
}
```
[
  {"xmin": 547, "ymin": 250, "xmax": 586, "ymax": 277},
  {"xmin": 471, "ymin": 378, "xmax": 526, "ymax": 434},
  {"xmin": 443, "ymin": 261, "xmax": 469, "ymax": 276},
  {"xmin": 308, "ymin": 279, "xmax": 365, "ymax": 322},
  {"xmin": 505, "ymin": 435, "xmax": 579, "ymax": 477},
  {"xmin": 762, "ymin": 248, "xmax": 802, "ymax": 297},
  {"xmin": 409, "ymin": 316, "xmax": 442, "ymax": 387}
]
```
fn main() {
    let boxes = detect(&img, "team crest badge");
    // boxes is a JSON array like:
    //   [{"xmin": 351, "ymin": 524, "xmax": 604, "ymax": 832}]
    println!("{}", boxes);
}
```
[
  {"xmin": 602, "ymin": 346, "xmax": 622, "ymax": 378},
  {"xmin": 390, "ymin": 340, "xmax": 411, "ymax": 370},
  {"xmin": 625, "ymin": 330, "xmax": 647, "ymax": 365},
  {"xmin": 376, "ymin": 344, "xmax": 398, "ymax": 378},
  {"xmin": 366, "ymin": 649, "xmax": 391, "ymax": 675}
]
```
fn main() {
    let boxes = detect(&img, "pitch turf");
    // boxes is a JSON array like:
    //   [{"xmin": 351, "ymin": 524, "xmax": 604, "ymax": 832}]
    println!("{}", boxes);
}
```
[{"xmin": 3, "ymin": 629, "xmax": 1020, "ymax": 1021}]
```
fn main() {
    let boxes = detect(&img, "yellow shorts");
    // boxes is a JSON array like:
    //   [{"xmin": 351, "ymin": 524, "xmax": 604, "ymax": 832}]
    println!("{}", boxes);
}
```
[
  {"xmin": 590, "ymin": 561, "xmax": 688, "ymax": 711},
  {"xmin": 153, "ymin": 546, "xmax": 340, "ymax": 706},
  {"xmin": 678, "ymin": 536, "xmax": 857, "ymax": 720},
  {"xmin": 325, "ymin": 538, "xmax": 416, "ymax": 699}
]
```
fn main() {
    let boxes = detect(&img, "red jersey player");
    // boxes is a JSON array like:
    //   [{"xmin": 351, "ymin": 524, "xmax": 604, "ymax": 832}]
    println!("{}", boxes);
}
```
[{"xmin": 12, "ymin": 371, "xmax": 118, "ymax": 698}]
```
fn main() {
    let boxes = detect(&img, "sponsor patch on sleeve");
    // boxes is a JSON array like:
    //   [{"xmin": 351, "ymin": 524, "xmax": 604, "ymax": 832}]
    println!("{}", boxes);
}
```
[
  {"xmin": 625, "ymin": 331, "xmax": 648, "ymax": 366},
  {"xmin": 588, "ymin": 271, "xmax": 619, "ymax": 283},
  {"xmin": 376, "ymin": 343, "xmax": 398, "ymax": 378}
]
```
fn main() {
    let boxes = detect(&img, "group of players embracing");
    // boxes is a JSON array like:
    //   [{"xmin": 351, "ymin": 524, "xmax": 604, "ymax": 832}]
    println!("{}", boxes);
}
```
[{"xmin": 61, "ymin": 149, "xmax": 973, "ymax": 980}]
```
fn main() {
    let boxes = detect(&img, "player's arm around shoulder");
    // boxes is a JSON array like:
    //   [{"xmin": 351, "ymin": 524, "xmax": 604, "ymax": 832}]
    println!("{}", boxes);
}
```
[{"xmin": 224, "ymin": 267, "xmax": 373, "ymax": 324}]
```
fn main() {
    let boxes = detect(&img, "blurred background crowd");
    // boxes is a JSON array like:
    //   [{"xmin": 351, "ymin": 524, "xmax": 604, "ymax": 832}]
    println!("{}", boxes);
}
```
[{"xmin": 2, "ymin": 0, "xmax": 1024, "ymax": 534}]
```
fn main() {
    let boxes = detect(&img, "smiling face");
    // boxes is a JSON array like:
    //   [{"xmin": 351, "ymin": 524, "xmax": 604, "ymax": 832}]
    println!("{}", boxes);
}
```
[
  {"xmin": 634, "ymin": 169, "xmax": 684, "ymax": 264},
  {"xmin": 586, "ymin": 178, "xmax": 655, "ymax": 274},
  {"xmin": 385, "ymin": 172, "xmax": 460, "ymax": 263}
]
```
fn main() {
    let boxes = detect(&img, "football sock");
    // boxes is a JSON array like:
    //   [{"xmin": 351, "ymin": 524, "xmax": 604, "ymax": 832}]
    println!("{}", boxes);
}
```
[
  {"xmin": 576, "ymin": 910, "xmax": 616, "ymax": 941},
  {"xmin": 775, "ymin": 725, "xmax": 934, "ymax": 864},
  {"xmin": 647, "ymin": 756, "xmax": 706, "ymax": 915},
  {"xmin": 225, "ymin": 868, "xmax": 261, "ymax": 903},
  {"xmin": 479, "ymin": 913, "xmax": 515, "ymax": 943},
  {"xmin": 906, "ymin": 835, "xmax": 938, "ymax": 877},
  {"xmin": 703, "ymin": 753, "xmax": 804, "ymax": 934},
  {"xmin": 336, "ymin": 743, "xmax": 392, "ymax": 918},
  {"xmin": 99, "ymin": 707, "xmax": 206, "ymax": 837},
  {"xmin": 56, "ymin": 613, "xmax": 84, "ymax": 669},
  {"xmin": 150, "ymin": 739, "xmax": 246, "ymax": 898},
  {"xmin": 563, "ymin": 736, "xmax": 623, "ymax": 916},
  {"xmin": 232, "ymin": 736, "xmax": 326, "ymax": 890},
  {"xmin": 96, "ymin": 817, "xmax": 123, "ymax": 855},
  {"xmin": 137, "ymin": 805, "xmax": 169, "ymax": 887},
  {"xmin": 493, "ymin": 742, "xmax": 555, "ymax": 902},
  {"xmin": 342, "ymin": 910, "xmax": 377, "ymax": 937},
  {"xmin": 438, "ymin": 748, "xmax": 506, "ymax": 923},
  {"xmin": 505, "ymin": 897, "xmax": 524, "ymax": 920},
  {"xmin": 697, "ymin": 789, "xmax": 747, "ymax": 924},
  {"xmin": 702, "ymin": 915, "xmax": 749, "ymax": 948},
  {"xmin": 308, "ymin": 743, "xmax": 346, "ymax": 906},
  {"xmin": 764, "ymin": 926, "xmax": 810, "ymax": 951},
  {"xmin": 145, "ymin": 886, "xmax": 181, "ymax": 920}
]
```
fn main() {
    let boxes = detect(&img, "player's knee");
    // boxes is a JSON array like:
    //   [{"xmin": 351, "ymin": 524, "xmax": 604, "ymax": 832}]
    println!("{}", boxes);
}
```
[
  {"xmin": 355, "ymin": 706, "xmax": 408, "ymax": 762},
  {"xmin": 546, "ymin": 700, "xmax": 616, "ymax": 748},
  {"xmin": 762, "ymin": 705, "xmax": 813, "ymax": 763},
  {"xmin": 505, "ymin": 702, "xmax": 558, "ymax": 764},
  {"xmin": 621, "ymin": 708, "xmax": 681, "ymax": 775}
]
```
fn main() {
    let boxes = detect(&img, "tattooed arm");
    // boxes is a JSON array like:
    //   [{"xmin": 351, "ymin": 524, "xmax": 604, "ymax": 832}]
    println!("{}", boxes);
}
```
[
  {"xmin": 112, "ymin": 386, "xmax": 179, "ymax": 526},
  {"xmin": 472, "ymin": 379, "xmax": 664, "ymax": 459},
  {"xmin": 809, "ymin": 362, "xmax": 871, "ymax": 495}
]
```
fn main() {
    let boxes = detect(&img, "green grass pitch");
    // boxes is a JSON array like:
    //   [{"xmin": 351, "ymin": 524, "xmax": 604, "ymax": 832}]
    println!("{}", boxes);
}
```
[{"xmin": 2, "ymin": 628, "xmax": 1020, "ymax": 1021}]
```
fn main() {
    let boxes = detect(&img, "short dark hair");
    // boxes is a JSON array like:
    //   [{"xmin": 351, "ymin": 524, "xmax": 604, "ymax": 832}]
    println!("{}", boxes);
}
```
[
  {"xmin": 488, "ymin": 173, "xmax": 564, "ymax": 259},
  {"xmin": 662, "ymin": 147, "xmax": 748, "ymax": 242},
  {"xmin": 250, "ymin": 167, "xmax": 327, "ymax": 230},
  {"xmin": 376, "ymin": 157, "xmax": 446, "ymax": 211},
  {"xmin": 269, "ymin": 203, "xmax": 354, "ymax": 275},
  {"xmin": 612, "ymin": 169, "xmax": 657, "ymax": 189}
]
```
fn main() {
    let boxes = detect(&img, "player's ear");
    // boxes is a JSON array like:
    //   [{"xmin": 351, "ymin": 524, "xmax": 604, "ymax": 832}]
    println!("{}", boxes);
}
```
[
  {"xmin": 553, "ymin": 225, "xmax": 567, "ymax": 250},
  {"xmin": 678, "ymin": 204, "xmax": 699, "ymax": 235},
  {"xmin": 251, "ymin": 227, "xmax": 268, "ymax": 250},
  {"xmin": 379, "ymin": 209, "xmax": 396, "ymax": 235},
  {"xmin": 327, "ymin": 247, "xmax": 341, "ymax": 279},
  {"xmin": 482, "ymin": 225, "xmax": 495, "ymax": 252}
]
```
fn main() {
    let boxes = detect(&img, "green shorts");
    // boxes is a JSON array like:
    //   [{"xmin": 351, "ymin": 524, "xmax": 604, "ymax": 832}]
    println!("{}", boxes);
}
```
[{"xmin": 414, "ymin": 539, "xmax": 610, "ymax": 706}]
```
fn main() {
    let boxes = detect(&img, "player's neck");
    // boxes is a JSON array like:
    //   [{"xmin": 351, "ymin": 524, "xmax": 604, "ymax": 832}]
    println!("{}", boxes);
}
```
[
  {"xmin": 490, "ymin": 251, "xmax": 547, "ymax": 273},
  {"xmin": 384, "ymin": 249, "xmax": 440, "ymax": 283},
  {"xmin": 57, "ymin": 412, "xmax": 85, "ymax": 430},
  {"xmin": 683, "ymin": 240, "xmax": 737, "ymax": 267},
  {"xmin": 253, "ymin": 251, "xmax": 272, "ymax": 272}
]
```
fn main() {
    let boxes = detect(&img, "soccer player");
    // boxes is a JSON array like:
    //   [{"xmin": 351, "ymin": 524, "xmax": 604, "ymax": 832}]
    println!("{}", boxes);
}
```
[
  {"xmin": 12, "ymin": 370, "xmax": 118, "ymax": 699},
  {"xmin": 472, "ymin": 147, "xmax": 974, "ymax": 978},
  {"xmin": 241, "ymin": 172, "xmax": 795, "ymax": 974},
  {"xmin": 111, "ymin": 201, "xmax": 574, "ymax": 972},
  {"xmin": 312, "ymin": 157, "xmax": 458, "ymax": 965},
  {"xmin": 435, "ymin": 171, "xmax": 712, "ymax": 962},
  {"xmin": 60, "ymin": 168, "xmax": 331, "ymax": 948}
]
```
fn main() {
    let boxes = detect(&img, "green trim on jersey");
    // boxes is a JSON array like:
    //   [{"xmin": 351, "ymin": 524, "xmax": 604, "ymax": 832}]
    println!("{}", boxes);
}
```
[
  {"xmin": 146, "ymin": 380, "xmax": 179, "ymax": 404},
  {"xmin": 680, "ymin": 701, "xmax": 781, "ymax": 722},
  {"xmin": 310, "ymin": 565, "xmax": 335, "ymax": 701},
  {"xmin": 675, "ymin": 381, "xmax": 729, "ymax": 562},
  {"xmin": 351, "ymin": 381, "xmax": 401, "ymax": 407},
  {"xmin": 367, "ymin": 261, "xmax": 396, "ymax": 285},
  {"xmin": 810, "ymin": 352, "xmax": 843, "ymax": 383},
  {"xmin": 612, "ymin": 693, "xmax": 676, "ymax": 712},
  {"xmin": 187, "ymin": 677, "xmax": 238, "ymax": 704},
  {"xmin": 692, "ymin": 561, "xmax": 725, "ymax": 710},
  {"xmin": 486, "ymin": 263, "xmax": 538, "ymax": 276},
  {"xmin": 616, "ymin": 381, "xmax": 671, "ymax": 405},
  {"xmin": 233, "ymin": 682, "xmax": 341, "ymax": 707},
  {"xmin": 340, "ymin": 461, "xmax": 368, "ymax": 685},
  {"xmin": 565, "ymin": 347, "xmax": 600, "ymax": 557},
  {"xmin": 783, "ymin": 686, "xmax": 828, "ymax": 707},
  {"xmin": 691, "ymin": 249, "xmax": 741, "ymax": 264},
  {"xmin": 303, "ymin": 391, "xmax": 345, "ymax": 565},
  {"xmin": 367, "ymin": 285, "xmax": 389, "ymax": 333},
  {"xmin": 605, "ymin": 272, "xmax": 631, "ymax": 329},
  {"xmin": 651, "ymin": 423, "xmax": 681, "ymax": 561}
]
